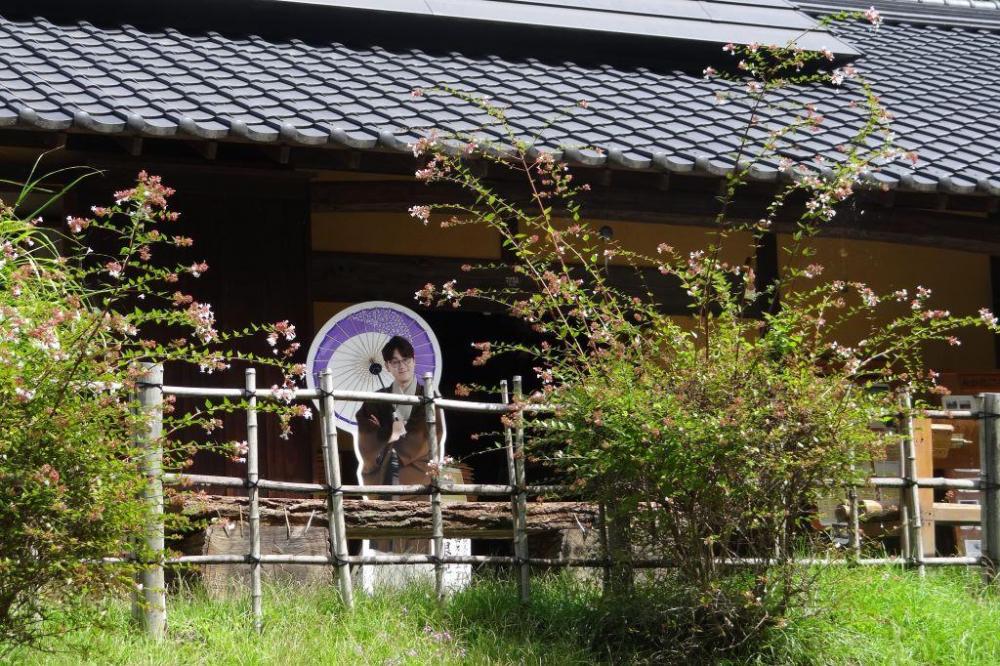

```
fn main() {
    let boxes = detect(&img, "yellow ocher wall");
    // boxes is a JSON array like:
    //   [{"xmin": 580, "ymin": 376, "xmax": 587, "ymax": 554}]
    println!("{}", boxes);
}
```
[
  {"xmin": 523, "ymin": 218, "xmax": 755, "ymax": 267},
  {"xmin": 309, "ymin": 207, "xmax": 995, "ymax": 373},
  {"xmin": 312, "ymin": 212, "xmax": 502, "ymax": 259},
  {"xmin": 780, "ymin": 234, "xmax": 994, "ymax": 371}
]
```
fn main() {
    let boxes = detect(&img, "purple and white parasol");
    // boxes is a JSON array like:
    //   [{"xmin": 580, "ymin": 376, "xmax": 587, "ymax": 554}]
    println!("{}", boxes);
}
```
[{"xmin": 306, "ymin": 301, "xmax": 442, "ymax": 428}]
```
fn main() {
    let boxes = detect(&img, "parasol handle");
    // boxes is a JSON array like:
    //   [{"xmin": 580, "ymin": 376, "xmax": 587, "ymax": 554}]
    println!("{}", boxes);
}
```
[{"xmin": 388, "ymin": 449, "xmax": 400, "ymax": 485}]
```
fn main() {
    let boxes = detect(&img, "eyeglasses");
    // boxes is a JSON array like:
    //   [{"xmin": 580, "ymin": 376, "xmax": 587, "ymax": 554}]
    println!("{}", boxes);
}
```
[{"xmin": 387, "ymin": 357, "xmax": 415, "ymax": 370}]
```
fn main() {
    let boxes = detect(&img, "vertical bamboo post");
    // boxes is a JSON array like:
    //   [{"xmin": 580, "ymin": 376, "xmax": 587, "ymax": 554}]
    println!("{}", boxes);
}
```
[
  {"xmin": 246, "ymin": 368, "xmax": 263, "ymax": 632},
  {"xmin": 320, "ymin": 370, "xmax": 353, "ymax": 608},
  {"xmin": 980, "ymin": 393, "xmax": 1000, "ymax": 582},
  {"xmin": 598, "ymin": 502, "xmax": 611, "ymax": 593},
  {"xmin": 500, "ymin": 381, "xmax": 516, "ymax": 494},
  {"xmin": 512, "ymin": 376, "xmax": 530, "ymax": 603},
  {"xmin": 847, "ymin": 486, "xmax": 861, "ymax": 560},
  {"xmin": 897, "ymin": 422, "xmax": 911, "ymax": 567},
  {"xmin": 902, "ymin": 393, "xmax": 925, "ymax": 575},
  {"xmin": 424, "ymin": 372, "xmax": 445, "ymax": 600},
  {"xmin": 134, "ymin": 362, "xmax": 166, "ymax": 639},
  {"xmin": 500, "ymin": 380, "xmax": 520, "ymax": 573}
]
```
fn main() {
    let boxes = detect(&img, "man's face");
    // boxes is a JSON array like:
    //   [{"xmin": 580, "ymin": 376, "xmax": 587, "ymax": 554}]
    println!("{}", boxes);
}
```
[{"xmin": 386, "ymin": 350, "xmax": 415, "ymax": 385}]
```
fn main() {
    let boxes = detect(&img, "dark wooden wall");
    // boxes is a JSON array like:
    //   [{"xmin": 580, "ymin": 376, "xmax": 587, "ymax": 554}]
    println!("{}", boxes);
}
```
[{"xmin": 73, "ymin": 167, "xmax": 316, "ymax": 487}]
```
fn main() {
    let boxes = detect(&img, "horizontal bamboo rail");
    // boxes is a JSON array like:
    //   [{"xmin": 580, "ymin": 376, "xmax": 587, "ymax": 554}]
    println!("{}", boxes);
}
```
[{"xmin": 109, "ymin": 553, "xmax": 983, "ymax": 568}]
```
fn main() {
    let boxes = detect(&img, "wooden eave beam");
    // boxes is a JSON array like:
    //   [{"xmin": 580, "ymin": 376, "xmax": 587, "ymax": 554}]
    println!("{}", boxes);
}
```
[{"xmin": 311, "ymin": 179, "xmax": 1000, "ymax": 255}]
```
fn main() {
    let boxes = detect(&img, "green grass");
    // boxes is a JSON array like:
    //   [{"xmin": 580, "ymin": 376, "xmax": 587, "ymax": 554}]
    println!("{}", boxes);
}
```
[
  {"xmin": 3, "ymin": 576, "xmax": 603, "ymax": 666},
  {"xmin": 740, "ymin": 567, "xmax": 1000, "ymax": 666},
  {"xmin": 6, "ymin": 568, "xmax": 1000, "ymax": 665}
]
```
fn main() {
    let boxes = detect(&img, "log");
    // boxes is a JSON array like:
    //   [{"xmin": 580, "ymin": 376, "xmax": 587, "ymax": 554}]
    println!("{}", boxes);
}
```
[{"xmin": 172, "ymin": 495, "xmax": 598, "ymax": 539}]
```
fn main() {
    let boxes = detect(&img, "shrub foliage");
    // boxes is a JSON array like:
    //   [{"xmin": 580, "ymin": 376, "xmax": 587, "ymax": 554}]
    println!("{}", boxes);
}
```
[{"xmin": 410, "ymin": 11, "xmax": 997, "ymax": 660}]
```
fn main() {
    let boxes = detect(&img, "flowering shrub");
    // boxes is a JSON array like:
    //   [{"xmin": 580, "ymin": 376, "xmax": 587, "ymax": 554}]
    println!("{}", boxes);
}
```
[
  {"xmin": 0, "ymin": 163, "xmax": 304, "ymax": 649},
  {"xmin": 409, "ymin": 9, "xmax": 998, "ymax": 659}
]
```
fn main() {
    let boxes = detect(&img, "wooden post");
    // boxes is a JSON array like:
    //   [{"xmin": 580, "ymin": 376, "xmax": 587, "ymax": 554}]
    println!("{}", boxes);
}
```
[
  {"xmin": 980, "ymin": 393, "xmax": 1000, "ymax": 583},
  {"xmin": 513, "ymin": 376, "xmax": 530, "ymax": 603},
  {"xmin": 424, "ymin": 372, "xmax": 445, "ymax": 600},
  {"xmin": 320, "ymin": 370, "xmax": 353, "ymax": 608},
  {"xmin": 902, "ymin": 394, "xmax": 925, "ymax": 576},
  {"xmin": 246, "ymin": 369, "xmax": 263, "ymax": 632},
  {"xmin": 135, "ymin": 363, "xmax": 166, "ymax": 639}
]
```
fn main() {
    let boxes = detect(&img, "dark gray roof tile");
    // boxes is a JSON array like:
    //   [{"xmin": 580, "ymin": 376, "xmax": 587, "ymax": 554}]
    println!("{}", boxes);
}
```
[{"xmin": 0, "ymin": 13, "xmax": 994, "ymax": 193}]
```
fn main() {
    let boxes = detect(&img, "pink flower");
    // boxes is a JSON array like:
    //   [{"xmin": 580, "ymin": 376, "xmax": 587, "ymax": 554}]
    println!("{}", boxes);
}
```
[
  {"xmin": 864, "ymin": 6, "xmax": 883, "ymax": 28},
  {"xmin": 702, "ymin": 66, "xmax": 716, "ymax": 78},
  {"xmin": 408, "ymin": 205, "xmax": 432, "ymax": 225},
  {"xmin": 577, "ymin": 99, "xmax": 589, "ymax": 109},
  {"xmin": 979, "ymin": 308, "xmax": 999, "ymax": 327},
  {"xmin": 831, "ymin": 64, "xmax": 858, "ymax": 86},
  {"xmin": 188, "ymin": 261, "xmax": 208, "ymax": 277},
  {"xmin": 722, "ymin": 43, "xmax": 736, "ymax": 53},
  {"xmin": 409, "ymin": 131, "xmax": 439, "ymax": 158},
  {"xmin": 274, "ymin": 320, "xmax": 296, "ymax": 341},
  {"xmin": 803, "ymin": 264, "xmax": 824, "ymax": 279},
  {"xmin": 229, "ymin": 440, "xmax": 249, "ymax": 464},
  {"xmin": 14, "ymin": 386, "xmax": 35, "ymax": 403},
  {"xmin": 105, "ymin": 261, "xmax": 123, "ymax": 279},
  {"xmin": 821, "ymin": 48, "xmax": 834, "ymax": 61},
  {"xmin": 272, "ymin": 384, "xmax": 296, "ymax": 403},
  {"xmin": 66, "ymin": 216, "xmax": 89, "ymax": 233}
]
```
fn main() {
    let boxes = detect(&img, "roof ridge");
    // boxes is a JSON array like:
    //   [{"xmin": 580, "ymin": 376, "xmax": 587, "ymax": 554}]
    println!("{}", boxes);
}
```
[{"xmin": 799, "ymin": 0, "xmax": 1000, "ymax": 30}]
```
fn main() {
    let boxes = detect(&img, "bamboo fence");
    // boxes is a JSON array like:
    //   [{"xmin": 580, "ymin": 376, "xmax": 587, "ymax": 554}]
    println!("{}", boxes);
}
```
[{"xmin": 128, "ymin": 363, "xmax": 1000, "ymax": 637}]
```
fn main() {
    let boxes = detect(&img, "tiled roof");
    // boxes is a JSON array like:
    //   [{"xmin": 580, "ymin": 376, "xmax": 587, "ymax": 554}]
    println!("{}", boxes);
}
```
[{"xmin": 0, "ymin": 11, "xmax": 997, "ymax": 195}]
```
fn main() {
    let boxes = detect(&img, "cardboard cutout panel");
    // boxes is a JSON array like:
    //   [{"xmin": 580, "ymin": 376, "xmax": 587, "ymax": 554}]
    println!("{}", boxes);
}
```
[{"xmin": 307, "ymin": 301, "xmax": 470, "ymax": 591}]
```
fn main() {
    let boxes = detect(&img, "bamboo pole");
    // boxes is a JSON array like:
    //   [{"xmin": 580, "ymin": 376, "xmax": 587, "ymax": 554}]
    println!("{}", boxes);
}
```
[
  {"xmin": 500, "ymin": 381, "xmax": 516, "ymax": 496},
  {"xmin": 598, "ymin": 502, "xmax": 611, "ymax": 592},
  {"xmin": 320, "ymin": 370, "xmax": 353, "ymax": 608},
  {"xmin": 902, "ymin": 393, "xmax": 925, "ymax": 576},
  {"xmin": 513, "ymin": 376, "xmax": 530, "ymax": 603},
  {"xmin": 980, "ymin": 394, "xmax": 1000, "ymax": 582},
  {"xmin": 163, "ymin": 473, "xmax": 569, "ymax": 497},
  {"xmin": 135, "ymin": 363, "xmax": 166, "ymax": 639},
  {"xmin": 500, "ymin": 379, "xmax": 521, "ymax": 588},
  {"xmin": 898, "ymin": 426, "xmax": 912, "ymax": 570},
  {"xmin": 163, "ymin": 469, "xmax": 981, "ymax": 494},
  {"xmin": 424, "ymin": 373, "xmax": 445, "ymax": 600},
  {"xmin": 245, "ymin": 369, "xmax": 263, "ymax": 632},
  {"xmin": 153, "ymin": 552, "xmax": 985, "ymax": 568},
  {"xmin": 848, "ymin": 486, "xmax": 861, "ymax": 560}
]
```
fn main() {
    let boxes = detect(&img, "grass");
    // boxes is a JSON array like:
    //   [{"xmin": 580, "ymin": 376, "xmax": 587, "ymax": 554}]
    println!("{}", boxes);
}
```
[
  {"xmin": 5, "ymin": 567, "xmax": 1000, "ymax": 665},
  {"xmin": 743, "ymin": 566, "xmax": 1000, "ymax": 666}
]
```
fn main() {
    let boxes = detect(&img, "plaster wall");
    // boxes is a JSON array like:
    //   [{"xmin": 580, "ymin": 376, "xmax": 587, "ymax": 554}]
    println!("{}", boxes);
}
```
[{"xmin": 780, "ymin": 234, "xmax": 994, "ymax": 372}]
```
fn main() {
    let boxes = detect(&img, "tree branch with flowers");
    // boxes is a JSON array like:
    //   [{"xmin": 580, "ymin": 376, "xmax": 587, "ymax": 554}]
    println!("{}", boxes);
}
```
[
  {"xmin": 0, "ymin": 162, "xmax": 309, "ymax": 650},
  {"xmin": 406, "ymin": 7, "xmax": 997, "ymax": 659}
]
